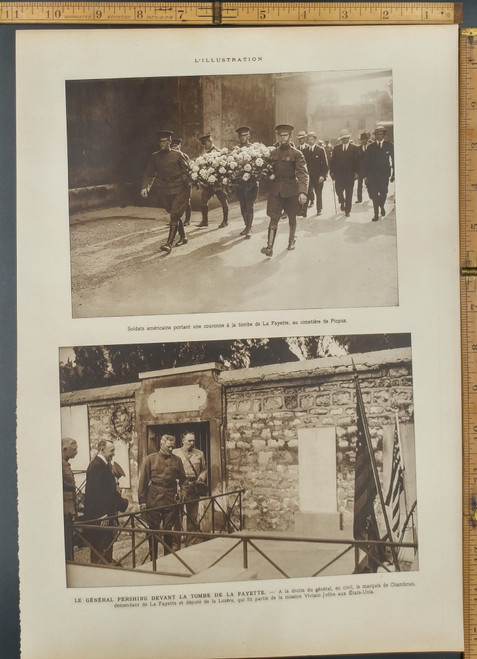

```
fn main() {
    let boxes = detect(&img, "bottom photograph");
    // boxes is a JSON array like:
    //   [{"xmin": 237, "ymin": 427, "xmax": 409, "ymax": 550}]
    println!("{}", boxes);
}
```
[{"xmin": 59, "ymin": 333, "xmax": 417, "ymax": 588}]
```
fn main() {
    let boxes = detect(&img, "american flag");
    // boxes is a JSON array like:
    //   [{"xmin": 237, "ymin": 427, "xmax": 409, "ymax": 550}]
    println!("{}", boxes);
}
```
[
  {"xmin": 385, "ymin": 420, "xmax": 405, "ymax": 540},
  {"xmin": 353, "ymin": 378, "xmax": 383, "ymax": 571}
]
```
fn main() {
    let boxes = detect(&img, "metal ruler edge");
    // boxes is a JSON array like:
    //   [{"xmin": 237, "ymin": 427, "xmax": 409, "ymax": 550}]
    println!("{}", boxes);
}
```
[{"xmin": 0, "ymin": 2, "xmax": 462, "ymax": 25}]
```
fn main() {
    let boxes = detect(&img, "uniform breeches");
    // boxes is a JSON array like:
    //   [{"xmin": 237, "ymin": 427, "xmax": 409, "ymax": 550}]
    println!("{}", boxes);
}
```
[
  {"xmin": 267, "ymin": 194, "xmax": 299, "ymax": 229},
  {"xmin": 144, "ymin": 495, "xmax": 180, "ymax": 556},
  {"xmin": 200, "ymin": 187, "xmax": 228, "ymax": 212},
  {"xmin": 236, "ymin": 185, "xmax": 258, "ymax": 225},
  {"xmin": 335, "ymin": 176, "xmax": 355, "ymax": 214},
  {"xmin": 153, "ymin": 187, "xmax": 189, "ymax": 219}
]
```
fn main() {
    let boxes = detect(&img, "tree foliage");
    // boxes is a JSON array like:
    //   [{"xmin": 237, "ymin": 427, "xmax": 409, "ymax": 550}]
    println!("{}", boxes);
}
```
[{"xmin": 59, "ymin": 334, "xmax": 410, "ymax": 393}]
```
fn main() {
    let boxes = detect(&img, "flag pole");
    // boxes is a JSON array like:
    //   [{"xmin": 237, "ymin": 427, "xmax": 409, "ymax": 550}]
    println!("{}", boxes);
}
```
[{"xmin": 352, "ymin": 360, "xmax": 400, "ymax": 571}]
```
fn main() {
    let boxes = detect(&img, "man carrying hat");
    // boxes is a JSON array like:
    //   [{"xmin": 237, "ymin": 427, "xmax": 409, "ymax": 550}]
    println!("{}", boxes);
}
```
[
  {"xmin": 305, "ymin": 131, "xmax": 328, "ymax": 216},
  {"xmin": 362, "ymin": 125, "xmax": 395, "ymax": 221},
  {"xmin": 171, "ymin": 136, "xmax": 192, "ymax": 232},
  {"xmin": 234, "ymin": 126, "xmax": 259, "ymax": 238},
  {"xmin": 329, "ymin": 129, "xmax": 360, "ymax": 217},
  {"xmin": 141, "ymin": 130, "xmax": 190, "ymax": 253},
  {"xmin": 197, "ymin": 133, "xmax": 229, "ymax": 229},
  {"xmin": 261, "ymin": 124, "xmax": 309, "ymax": 257}
]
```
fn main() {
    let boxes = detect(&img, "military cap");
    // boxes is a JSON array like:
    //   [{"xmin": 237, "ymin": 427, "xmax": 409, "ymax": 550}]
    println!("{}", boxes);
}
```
[
  {"xmin": 338, "ymin": 129, "xmax": 351, "ymax": 139},
  {"xmin": 156, "ymin": 130, "xmax": 173, "ymax": 139},
  {"xmin": 199, "ymin": 133, "xmax": 212, "ymax": 142},
  {"xmin": 307, "ymin": 131, "xmax": 317, "ymax": 137},
  {"xmin": 171, "ymin": 137, "xmax": 182, "ymax": 145},
  {"xmin": 275, "ymin": 124, "xmax": 294, "ymax": 133},
  {"xmin": 235, "ymin": 126, "xmax": 251, "ymax": 135}
]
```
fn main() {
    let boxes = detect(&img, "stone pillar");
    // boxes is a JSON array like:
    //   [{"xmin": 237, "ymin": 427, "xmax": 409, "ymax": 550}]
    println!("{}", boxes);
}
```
[{"xmin": 294, "ymin": 426, "xmax": 343, "ymax": 537}]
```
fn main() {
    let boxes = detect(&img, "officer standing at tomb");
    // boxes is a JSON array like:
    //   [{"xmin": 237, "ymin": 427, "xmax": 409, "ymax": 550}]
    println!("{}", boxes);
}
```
[
  {"xmin": 173, "ymin": 431, "xmax": 208, "ymax": 544},
  {"xmin": 261, "ymin": 124, "xmax": 309, "ymax": 257},
  {"xmin": 197, "ymin": 133, "xmax": 229, "ymax": 229},
  {"xmin": 138, "ymin": 434, "xmax": 186, "ymax": 557},
  {"xmin": 141, "ymin": 130, "xmax": 190, "ymax": 253}
]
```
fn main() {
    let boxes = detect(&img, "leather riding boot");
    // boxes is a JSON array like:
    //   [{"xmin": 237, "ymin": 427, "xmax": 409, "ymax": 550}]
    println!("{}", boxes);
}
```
[
  {"xmin": 198, "ymin": 206, "xmax": 208, "ymax": 228},
  {"xmin": 218, "ymin": 205, "xmax": 229, "ymax": 228},
  {"xmin": 175, "ymin": 220, "xmax": 188, "ymax": 246},
  {"xmin": 261, "ymin": 227, "xmax": 277, "ymax": 257},
  {"xmin": 288, "ymin": 218, "xmax": 297, "ymax": 250},
  {"xmin": 161, "ymin": 223, "xmax": 178, "ymax": 253}
]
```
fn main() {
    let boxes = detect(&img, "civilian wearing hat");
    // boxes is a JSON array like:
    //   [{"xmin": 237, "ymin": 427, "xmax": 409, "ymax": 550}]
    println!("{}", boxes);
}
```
[
  {"xmin": 62, "ymin": 437, "xmax": 78, "ymax": 561},
  {"xmin": 356, "ymin": 132, "xmax": 371, "ymax": 204},
  {"xmin": 141, "ymin": 130, "xmax": 190, "ymax": 253},
  {"xmin": 197, "ymin": 133, "xmax": 229, "ymax": 229},
  {"xmin": 329, "ymin": 129, "xmax": 360, "ymax": 217},
  {"xmin": 296, "ymin": 130, "xmax": 309, "ymax": 152},
  {"xmin": 235, "ymin": 126, "xmax": 259, "ymax": 238},
  {"xmin": 261, "ymin": 124, "xmax": 309, "ymax": 257},
  {"xmin": 362, "ymin": 125, "xmax": 395, "ymax": 221},
  {"xmin": 304, "ymin": 131, "xmax": 328, "ymax": 216},
  {"xmin": 171, "ymin": 137, "xmax": 192, "ymax": 231}
]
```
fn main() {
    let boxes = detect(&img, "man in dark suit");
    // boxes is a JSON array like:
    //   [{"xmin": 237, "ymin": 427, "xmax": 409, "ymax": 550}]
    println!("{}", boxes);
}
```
[
  {"xmin": 84, "ymin": 439, "xmax": 128, "ymax": 564},
  {"xmin": 362, "ymin": 125, "xmax": 395, "ymax": 222},
  {"xmin": 329, "ymin": 129, "xmax": 360, "ymax": 217},
  {"xmin": 305, "ymin": 131, "xmax": 328, "ymax": 216},
  {"xmin": 356, "ymin": 131, "xmax": 371, "ymax": 204},
  {"xmin": 261, "ymin": 124, "xmax": 309, "ymax": 257}
]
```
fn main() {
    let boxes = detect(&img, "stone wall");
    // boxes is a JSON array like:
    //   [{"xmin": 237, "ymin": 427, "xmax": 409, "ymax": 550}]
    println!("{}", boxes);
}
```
[{"xmin": 221, "ymin": 349, "xmax": 413, "ymax": 532}]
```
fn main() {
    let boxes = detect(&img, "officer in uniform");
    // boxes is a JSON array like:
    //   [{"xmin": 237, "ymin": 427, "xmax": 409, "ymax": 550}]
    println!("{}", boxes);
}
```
[
  {"xmin": 138, "ymin": 434, "xmax": 186, "ymax": 557},
  {"xmin": 172, "ymin": 431, "xmax": 207, "ymax": 544},
  {"xmin": 197, "ymin": 133, "xmax": 229, "ymax": 229},
  {"xmin": 305, "ymin": 131, "xmax": 329, "ymax": 216},
  {"xmin": 140, "ymin": 130, "xmax": 190, "ymax": 253},
  {"xmin": 171, "ymin": 137, "xmax": 192, "ymax": 228},
  {"xmin": 234, "ymin": 126, "xmax": 259, "ymax": 239},
  {"xmin": 261, "ymin": 124, "xmax": 309, "ymax": 257},
  {"xmin": 362, "ymin": 125, "xmax": 395, "ymax": 222}
]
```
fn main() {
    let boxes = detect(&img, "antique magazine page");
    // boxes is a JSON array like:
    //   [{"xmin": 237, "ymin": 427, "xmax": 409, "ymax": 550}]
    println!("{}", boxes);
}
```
[{"xmin": 16, "ymin": 25, "xmax": 462, "ymax": 658}]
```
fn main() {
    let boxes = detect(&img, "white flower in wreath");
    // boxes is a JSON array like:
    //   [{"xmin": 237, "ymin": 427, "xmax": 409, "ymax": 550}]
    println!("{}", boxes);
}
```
[
  {"xmin": 244, "ymin": 164, "xmax": 252, "ymax": 172},
  {"xmin": 208, "ymin": 175, "xmax": 217, "ymax": 184},
  {"xmin": 191, "ymin": 172, "xmax": 198, "ymax": 180},
  {"xmin": 222, "ymin": 177, "xmax": 228, "ymax": 185},
  {"xmin": 270, "ymin": 174, "xmax": 275, "ymax": 180},
  {"xmin": 219, "ymin": 166, "xmax": 226, "ymax": 174},
  {"xmin": 229, "ymin": 161, "xmax": 237, "ymax": 169},
  {"xmin": 255, "ymin": 157, "xmax": 264, "ymax": 167},
  {"xmin": 199, "ymin": 168, "xmax": 208, "ymax": 177},
  {"xmin": 242, "ymin": 173, "xmax": 251, "ymax": 181}
]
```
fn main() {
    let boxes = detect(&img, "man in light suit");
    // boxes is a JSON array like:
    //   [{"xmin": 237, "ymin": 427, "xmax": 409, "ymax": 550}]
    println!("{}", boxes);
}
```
[
  {"xmin": 84, "ymin": 439, "xmax": 128, "ymax": 564},
  {"xmin": 362, "ymin": 125, "xmax": 395, "ymax": 221},
  {"xmin": 329, "ymin": 129, "xmax": 360, "ymax": 217},
  {"xmin": 261, "ymin": 124, "xmax": 309, "ymax": 257}
]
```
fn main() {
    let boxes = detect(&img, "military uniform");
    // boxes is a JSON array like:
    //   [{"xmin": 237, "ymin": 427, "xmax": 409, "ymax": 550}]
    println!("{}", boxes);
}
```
[
  {"xmin": 142, "ymin": 132, "xmax": 190, "ymax": 253},
  {"xmin": 262, "ymin": 128, "xmax": 309, "ymax": 256},
  {"xmin": 198, "ymin": 136, "xmax": 229, "ymax": 228},
  {"xmin": 172, "ymin": 447, "xmax": 207, "ymax": 541},
  {"xmin": 138, "ymin": 450, "xmax": 186, "ymax": 556}
]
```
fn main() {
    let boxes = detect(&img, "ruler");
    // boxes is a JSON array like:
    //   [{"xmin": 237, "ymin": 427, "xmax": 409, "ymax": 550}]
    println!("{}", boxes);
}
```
[
  {"xmin": 461, "ymin": 27, "xmax": 477, "ymax": 659},
  {"xmin": 0, "ymin": 2, "xmax": 461, "ymax": 25}
]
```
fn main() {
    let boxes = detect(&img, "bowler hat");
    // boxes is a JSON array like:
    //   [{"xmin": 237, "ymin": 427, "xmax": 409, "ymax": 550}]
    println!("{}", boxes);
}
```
[
  {"xmin": 338, "ymin": 129, "xmax": 351, "ymax": 139},
  {"xmin": 156, "ymin": 130, "xmax": 173, "ymax": 139},
  {"xmin": 235, "ymin": 126, "xmax": 251, "ymax": 135},
  {"xmin": 275, "ymin": 124, "xmax": 294, "ymax": 133},
  {"xmin": 199, "ymin": 133, "xmax": 212, "ymax": 142}
]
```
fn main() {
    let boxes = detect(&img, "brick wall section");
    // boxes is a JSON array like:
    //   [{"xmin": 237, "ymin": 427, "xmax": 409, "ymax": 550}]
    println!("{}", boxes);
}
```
[{"xmin": 220, "ymin": 349, "xmax": 413, "ymax": 532}]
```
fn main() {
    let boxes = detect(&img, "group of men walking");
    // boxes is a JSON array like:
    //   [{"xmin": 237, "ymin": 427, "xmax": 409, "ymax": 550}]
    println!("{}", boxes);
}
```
[{"xmin": 140, "ymin": 122, "xmax": 394, "ymax": 259}]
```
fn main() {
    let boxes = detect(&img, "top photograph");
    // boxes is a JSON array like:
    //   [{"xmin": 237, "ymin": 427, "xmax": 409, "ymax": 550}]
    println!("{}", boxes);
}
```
[{"xmin": 66, "ymin": 67, "xmax": 396, "ymax": 318}]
